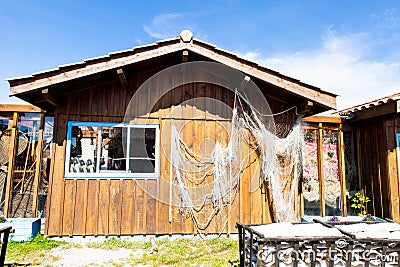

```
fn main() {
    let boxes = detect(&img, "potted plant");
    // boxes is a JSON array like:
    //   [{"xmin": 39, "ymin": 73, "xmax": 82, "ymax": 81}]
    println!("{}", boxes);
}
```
[{"xmin": 351, "ymin": 191, "xmax": 370, "ymax": 216}]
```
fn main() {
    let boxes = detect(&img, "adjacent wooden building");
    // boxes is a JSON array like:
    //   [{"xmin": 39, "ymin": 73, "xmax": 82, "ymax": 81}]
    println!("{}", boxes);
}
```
[
  {"xmin": 7, "ymin": 31, "xmax": 337, "ymax": 236},
  {"xmin": 338, "ymin": 93, "xmax": 400, "ymax": 221}
]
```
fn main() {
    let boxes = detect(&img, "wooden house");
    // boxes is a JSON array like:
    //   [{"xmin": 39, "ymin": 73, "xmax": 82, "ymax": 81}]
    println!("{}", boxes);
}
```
[
  {"xmin": 338, "ymin": 93, "xmax": 400, "ymax": 222},
  {"xmin": 7, "ymin": 31, "xmax": 337, "ymax": 236}
]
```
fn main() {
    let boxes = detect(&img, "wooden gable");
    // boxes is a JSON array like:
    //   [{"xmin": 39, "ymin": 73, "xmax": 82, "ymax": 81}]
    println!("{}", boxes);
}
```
[{"xmin": 8, "ymin": 32, "xmax": 337, "ymax": 115}]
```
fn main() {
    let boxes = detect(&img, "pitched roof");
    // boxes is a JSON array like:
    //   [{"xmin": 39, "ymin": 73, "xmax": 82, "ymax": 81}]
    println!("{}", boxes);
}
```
[
  {"xmin": 338, "ymin": 93, "xmax": 400, "ymax": 115},
  {"xmin": 335, "ymin": 92, "xmax": 400, "ymax": 122},
  {"xmin": 7, "ymin": 31, "xmax": 337, "ymax": 110}
]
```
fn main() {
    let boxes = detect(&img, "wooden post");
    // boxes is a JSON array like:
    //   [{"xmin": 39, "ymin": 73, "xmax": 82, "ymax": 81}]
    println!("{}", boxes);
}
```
[
  {"xmin": 338, "ymin": 124, "xmax": 347, "ymax": 216},
  {"xmin": 4, "ymin": 112, "xmax": 19, "ymax": 217},
  {"xmin": 19, "ymin": 137, "xmax": 31, "ymax": 194},
  {"xmin": 32, "ymin": 113, "xmax": 45, "ymax": 217},
  {"xmin": 299, "ymin": 192, "xmax": 304, "ymax": 218},
  {"xmin": 31, "ymin": 121, "xmax": 37, "ymax": 157},
  {"xmin": 0, "ymin": 225, "xmax": 12, "ymax": 266},
  {"xmin": 356, "ymin": 128, "xmax": 363, "ymax": 192},
  {"xmin": 317, "ymin": 123, "xmax": 325, "ymax": 217},
  {"xmin": 293, "ymin": 158, "xmax": 299, "ymax": 221}
]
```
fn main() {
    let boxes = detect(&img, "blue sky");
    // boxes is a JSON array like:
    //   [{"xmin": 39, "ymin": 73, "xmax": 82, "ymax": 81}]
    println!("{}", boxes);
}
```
[{"xmin": 1, "ymin": 0, "xmax": 400, "ymax": 110}]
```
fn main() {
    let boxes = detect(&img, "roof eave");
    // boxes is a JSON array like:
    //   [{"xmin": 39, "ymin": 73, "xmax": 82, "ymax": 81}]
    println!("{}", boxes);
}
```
[
  {"xmin": 187, "ymin": 41, "xmax": 337, "ymax": 110},
  {"xmin": 8, "ymin": 40, "xmax": 186, "ymax": 96},
  {"xmin": 8, "ymin": 36, "xmax": 337, "ymax": 110},
  {"xmin": 341, "ymin": 99, "xmax": 400, "ymax": 122}
]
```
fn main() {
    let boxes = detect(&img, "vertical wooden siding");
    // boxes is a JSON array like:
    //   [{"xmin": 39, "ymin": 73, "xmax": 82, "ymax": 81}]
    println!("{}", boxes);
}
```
[
  {"xmin": 385, "ymin": 118, "xmax": 400, "ymax": 221},
  {"xmin": 354, "ymin": 117, "xmax": 400, "ymax": 221},
  {"xmin": 45, "ymin": 78, "xmax": 280, "ymax": 236}
]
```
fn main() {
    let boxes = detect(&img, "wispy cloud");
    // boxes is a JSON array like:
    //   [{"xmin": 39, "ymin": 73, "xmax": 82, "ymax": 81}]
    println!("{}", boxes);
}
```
[
  {"xmin": 238, "ymin": 28, "xmax": 400, "ymax": 110},
  {"xmin": 371, "ymin": 8, "xmax": 400, "ymax": 30},
  {"xmin": 143, "ymin": 13, "xmax": 208, "ymax": 41},
  {"xmin": 143, "ymin": 13, "xmax": 186, "ymax": 39}
]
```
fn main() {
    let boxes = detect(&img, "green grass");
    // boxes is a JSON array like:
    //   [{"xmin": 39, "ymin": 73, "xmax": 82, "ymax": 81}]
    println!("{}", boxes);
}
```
[
  {"xmin": 130, "ymin": 237, "xmax": 239, "ymax": 267},
  {"xmin": 6, "ymin": 234, "xmax": 66, "ymax": 264},
  {"xmin": 87, "ymin": 237, "xmax": 150, "ymax": 250},
  {"xmin": 88, "ymin": 236, "xmax": 239, "ymax": 266},
  {"xmin": 4, "ymin": 235, "xmax": 240, "ymax": 266}
]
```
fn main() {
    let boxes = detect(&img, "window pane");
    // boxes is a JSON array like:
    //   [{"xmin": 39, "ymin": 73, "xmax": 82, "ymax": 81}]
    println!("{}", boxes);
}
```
[
  {"xmin": 99, "ymin": 126, "xmax": 126, "ymax": 172},
  {"xmin": 129, "ymin": 128, "xmax": 156, "ymax": 173},
  {"xmin": 69, "ymin": 126, "xmax": 97, "ymax": 173},
  {"xmin": 323, "ymin": 130, "xmax": 341, "ymax": 216},
  {"xmin": 302, "ymin": 129, "xmax": 320, "ymax": 216},
  {"xmin": 66, "ymin": 122, "xmax": 159, "ymax": 177}
]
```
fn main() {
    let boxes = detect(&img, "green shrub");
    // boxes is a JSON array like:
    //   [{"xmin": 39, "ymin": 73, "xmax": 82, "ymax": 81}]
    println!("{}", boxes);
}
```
[{"xmin": 351, "ymin": 191, "xmax": 371, "ymax": 216}]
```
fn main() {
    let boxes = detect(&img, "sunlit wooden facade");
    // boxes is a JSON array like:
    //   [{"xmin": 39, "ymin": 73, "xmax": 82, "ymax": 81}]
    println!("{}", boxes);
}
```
[{"xmin": 7, "ymin": 32, "xmax": 337, "ymax": 236}]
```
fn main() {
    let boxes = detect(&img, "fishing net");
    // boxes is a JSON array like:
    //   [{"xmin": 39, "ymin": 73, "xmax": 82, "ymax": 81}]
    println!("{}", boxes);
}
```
[
  {"xmin": 170, "ymin": 90, "xmax": 303, "ymax": 231},
  {"xmin": 123, "ymin": 62, "xmax": 305, "ymax": 232}
]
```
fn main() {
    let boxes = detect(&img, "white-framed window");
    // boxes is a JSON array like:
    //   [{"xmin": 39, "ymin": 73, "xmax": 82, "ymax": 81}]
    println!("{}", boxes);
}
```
[{"xmin": 65, "ymin": 121, "xmax": 159, "ymax": 179}]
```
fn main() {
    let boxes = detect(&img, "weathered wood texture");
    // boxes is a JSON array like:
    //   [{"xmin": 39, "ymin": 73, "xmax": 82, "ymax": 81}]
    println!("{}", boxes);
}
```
[
  {"xmin": 352, "ymin": 116, "xmax": 400, "ymax": 221},
  {"xmin": 44, "ymin": 69, "xmax": 291, "ymax": 236}
]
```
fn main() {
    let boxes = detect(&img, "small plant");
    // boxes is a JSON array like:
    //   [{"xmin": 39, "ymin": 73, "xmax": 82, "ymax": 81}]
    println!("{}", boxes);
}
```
[
  {"xmin": 351, "ymin": 191, "xmax": 370, "ymax": 216},
  {"xmin": 328, "ymin": 215, "xmax": 340, "ymax": 222},
  {"xmin": 362, "ymin": 214, "xmax": 376, "ymax": 222},
  {"xmin": 0, "ymin": 211, "xmax": 6, "ymax": 223}
]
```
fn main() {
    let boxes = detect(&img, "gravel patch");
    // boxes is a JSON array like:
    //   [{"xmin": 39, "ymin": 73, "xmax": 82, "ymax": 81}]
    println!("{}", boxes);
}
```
[{"xmin": 38, "ymin": 246, "xmax": 146, "ymax": 266}]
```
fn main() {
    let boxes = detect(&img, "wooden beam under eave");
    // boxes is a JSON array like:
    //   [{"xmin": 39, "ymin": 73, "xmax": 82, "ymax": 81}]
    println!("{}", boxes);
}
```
[
  {"xmin": 303, "ymin": 115, "xmax": 342, "ymax": 124},
  {"xmin": 182, "ymin": 50, "xmax": 189, "ymax": 62},
  {"xmin": 0, "ymin": 104, "xmax": 44, "ymax": 113},
  {"xmin": 42, "ymin": 88, "xmax": 62, "ymax": 107},
  {"xmin": 296, "ymin": 101, "xmax": 314, "ymax": 116},
  {"xmin": 117, "ymin": 68, "xmax": 130, "ymax": 90}
]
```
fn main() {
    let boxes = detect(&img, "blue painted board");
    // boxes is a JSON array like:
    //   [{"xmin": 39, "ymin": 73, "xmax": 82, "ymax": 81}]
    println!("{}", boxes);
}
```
[{"xmin": 0, "ymin": 218, "xmax": 41, "ymax": 241}]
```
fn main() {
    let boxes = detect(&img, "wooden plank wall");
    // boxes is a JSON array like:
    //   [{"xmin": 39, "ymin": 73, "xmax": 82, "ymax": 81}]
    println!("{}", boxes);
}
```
[
  {"xmin": 385, "ymin": 117, "xmax": 400, "ymax": 221},
  {"xmin": 45, "ymin": 75, "xmax": 280, "ymax": 236},
  {"xmin": 354, "ymin": 116, "xmax": 400, "ymax": 221}
]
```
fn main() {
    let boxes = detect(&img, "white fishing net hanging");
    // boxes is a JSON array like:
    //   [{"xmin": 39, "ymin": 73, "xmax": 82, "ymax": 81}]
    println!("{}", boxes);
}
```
[{"xmin": 170, "ymin": 90, "xmax": 304, "ymax": 231}]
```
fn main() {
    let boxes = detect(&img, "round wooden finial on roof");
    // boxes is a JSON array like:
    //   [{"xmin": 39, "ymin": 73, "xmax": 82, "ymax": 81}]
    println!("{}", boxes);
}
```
[{"xmin": 180, "ymin": 30, "xmax": 193, "ymax": 43}]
